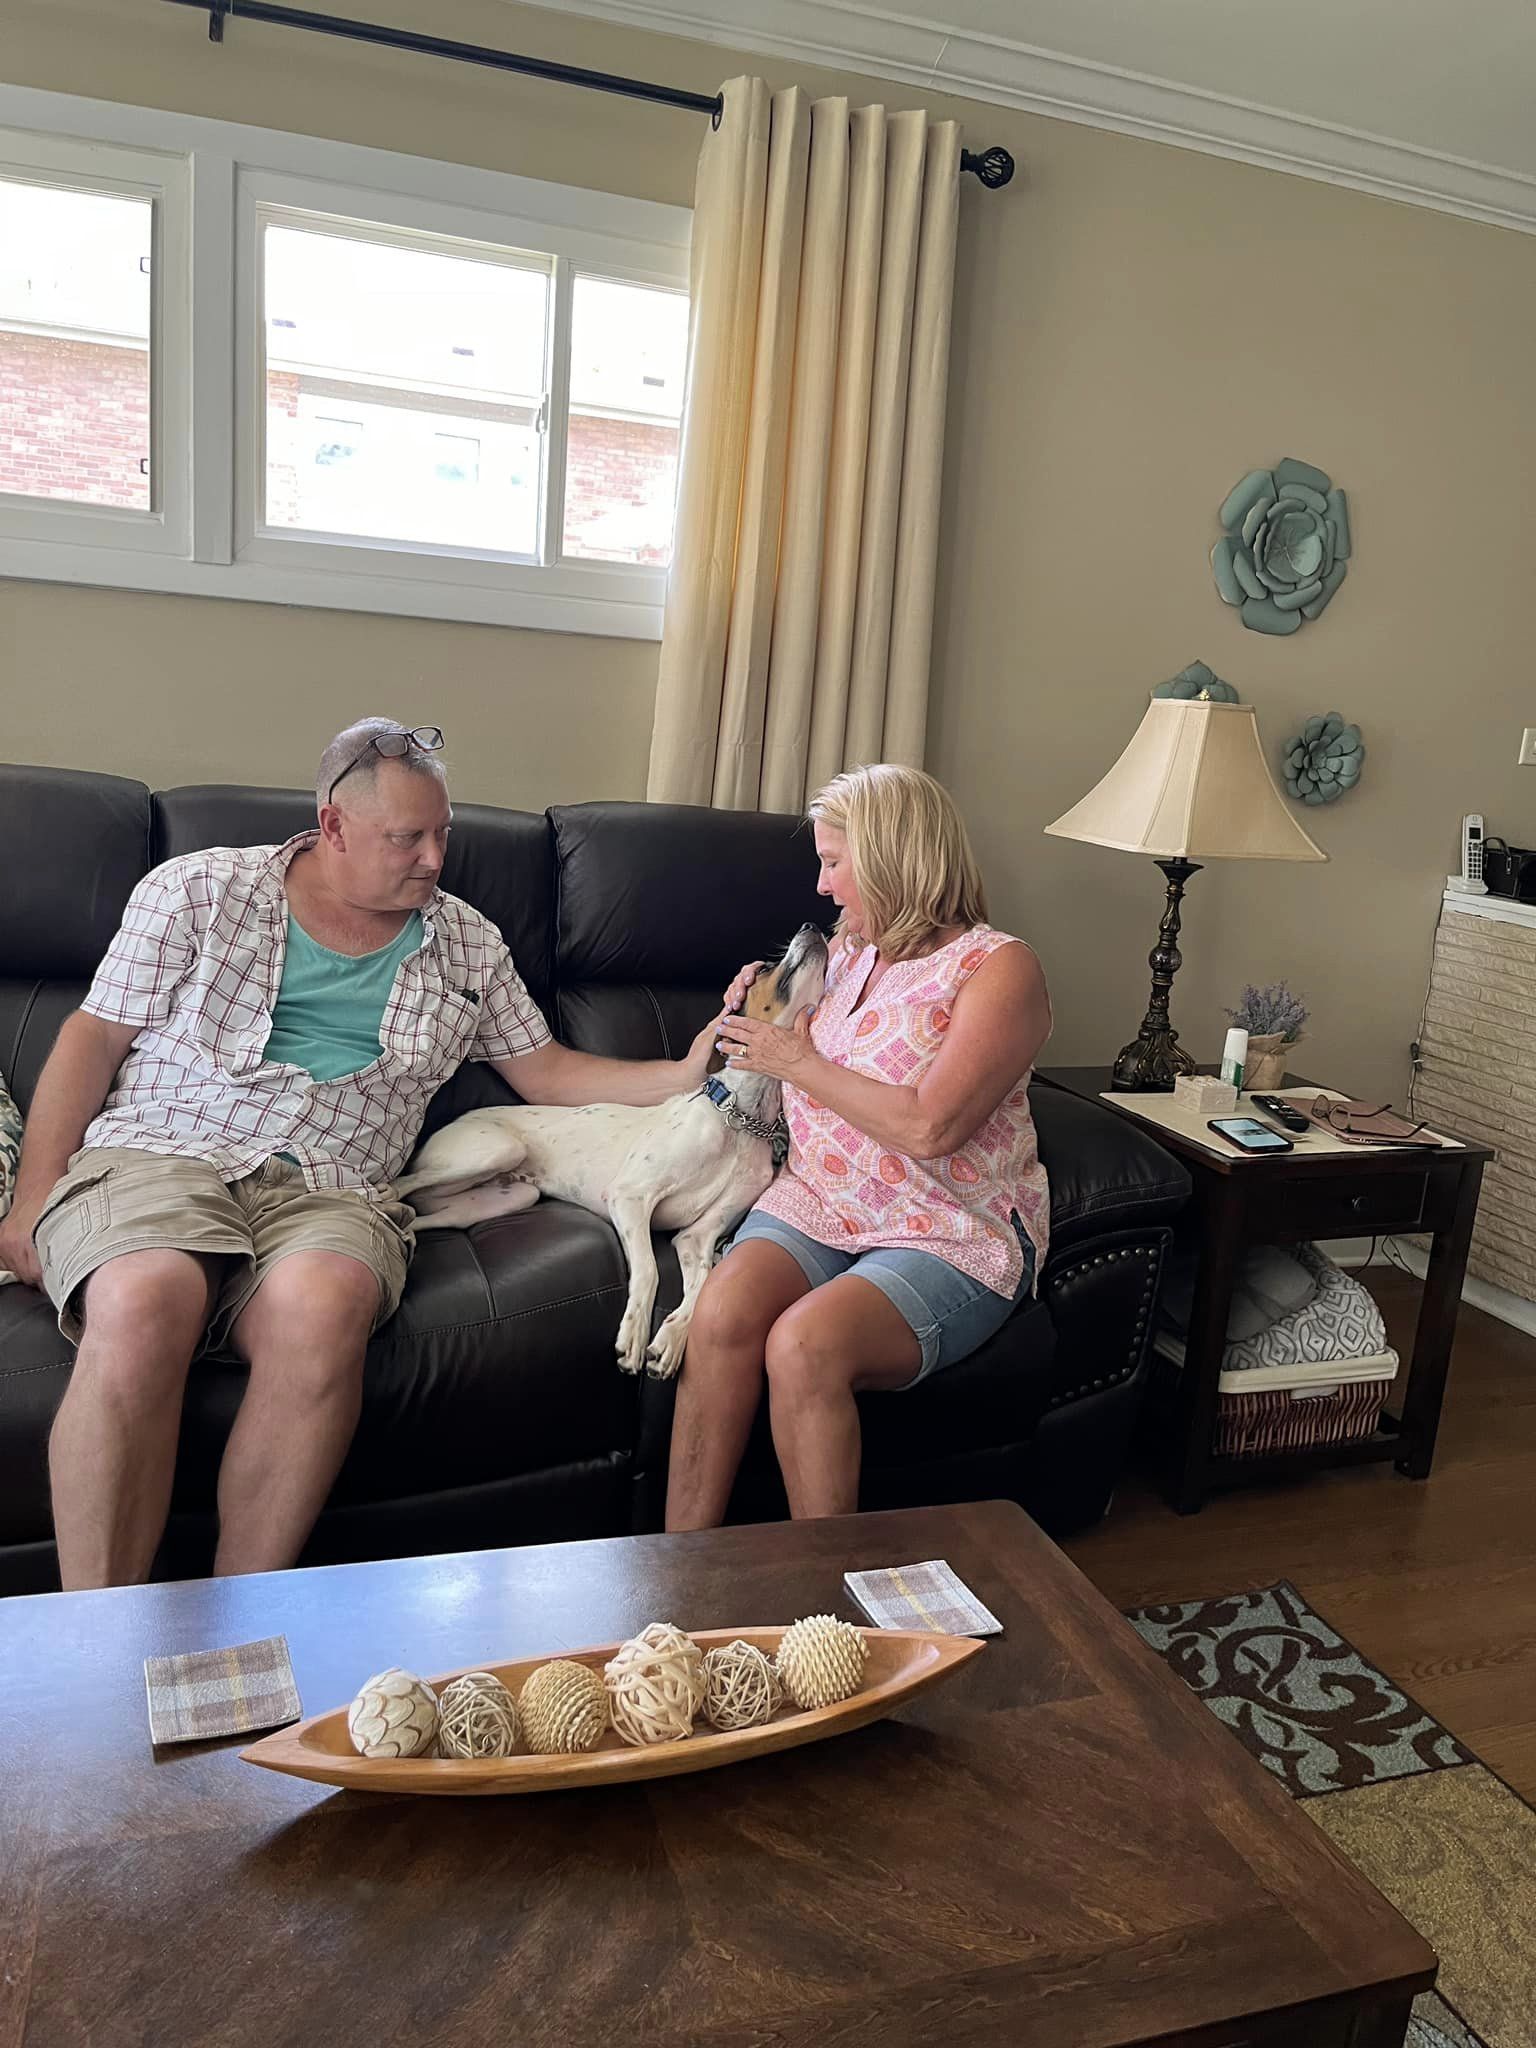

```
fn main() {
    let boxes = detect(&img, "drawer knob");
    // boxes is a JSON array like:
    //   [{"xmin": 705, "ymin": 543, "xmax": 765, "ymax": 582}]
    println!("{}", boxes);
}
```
[{"xmin": 1349, "ymin": 1195, "xmax": 1367, "ymax": 1213}]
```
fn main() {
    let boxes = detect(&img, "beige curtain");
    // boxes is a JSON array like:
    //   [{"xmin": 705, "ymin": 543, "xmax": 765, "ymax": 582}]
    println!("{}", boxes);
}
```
[{"xmin": 646, "ymin": 77, "xmax": 961, "ymax": 811}]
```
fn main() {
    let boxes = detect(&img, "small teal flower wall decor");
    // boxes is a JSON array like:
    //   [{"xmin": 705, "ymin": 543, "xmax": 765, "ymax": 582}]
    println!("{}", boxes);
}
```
[
  {"xmin": 1212, "ymin": 458, "xmax": 1350, "ymax": 636},
  {"xmin": 1151, "ymin": 659, "xmax": 1240, "ymax": 702},
  {"xmin": 1281, "ymin": 712, "xmax": 1364, "ymax": 804}
]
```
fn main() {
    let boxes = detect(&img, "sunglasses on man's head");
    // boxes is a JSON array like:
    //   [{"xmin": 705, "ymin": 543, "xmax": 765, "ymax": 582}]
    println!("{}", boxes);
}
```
[{"xmin": 327, "ymin": 726, "xmax": 445, "ymax": 805}]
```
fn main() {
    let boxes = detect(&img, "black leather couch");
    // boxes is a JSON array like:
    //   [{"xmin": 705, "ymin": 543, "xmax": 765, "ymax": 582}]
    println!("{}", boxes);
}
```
[{"xmin": 0, "ymin": 764, "xmax": 1190, "ymax": 1594}]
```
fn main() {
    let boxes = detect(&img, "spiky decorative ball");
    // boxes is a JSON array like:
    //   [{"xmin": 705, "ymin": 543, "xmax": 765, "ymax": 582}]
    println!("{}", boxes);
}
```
[
  {"xmin": 774, "ymin": 1615, "xmax": 869, "ymax": 1711},
  {"xmin": 604, "ymin": 1622, "xmax": 707, "ymax": 1746},
  {"xmin": 347, "ymin": 1666, "xmax": 440, "ymax": 1758},
  {"xmin": 702, "ymin": 1640, "xmax": 782, "ymax": 1731},
  {"xmin": 436, "ymin": 1670, "xmax": 520, "ymax": 1759},
  {"xmin": 518, "ymin": 1659, "xmax": 609, "ymax": 1754}
]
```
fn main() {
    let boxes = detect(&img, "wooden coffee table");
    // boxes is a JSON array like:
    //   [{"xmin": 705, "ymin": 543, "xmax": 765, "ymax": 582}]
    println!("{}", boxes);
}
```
[{"xmin": 1, "ymin": 1501, "xmax": 1432, "ymax": 2047}]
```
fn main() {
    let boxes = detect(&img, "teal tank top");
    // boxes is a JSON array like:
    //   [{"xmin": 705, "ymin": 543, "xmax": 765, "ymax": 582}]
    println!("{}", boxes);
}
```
[{"xmin": 264, "ymin": 912, "xmax": 423, "ymax": 1082}]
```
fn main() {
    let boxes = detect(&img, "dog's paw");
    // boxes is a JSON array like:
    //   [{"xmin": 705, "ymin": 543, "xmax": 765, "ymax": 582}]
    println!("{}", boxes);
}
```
[
  {"xmin": 644, "ymin": 1325, "xmax": 687, "ymax": 1380},
  {"xmin": 615, "ymin": 1313, "xmax": 648, "ymax": 1377}
]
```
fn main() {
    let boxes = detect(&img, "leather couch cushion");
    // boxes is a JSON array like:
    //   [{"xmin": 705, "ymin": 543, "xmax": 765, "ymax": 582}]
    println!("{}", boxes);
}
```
[
  {"xmin": 0, "ymin": 766, "xmax": 150, "ymax": 979},
  {"xmin": 0, "ymin": 1285, "xmax": 72, "ymax": 1544},
  {"xmin": 1, "ymin": 981, "xmax": 90, "ymax": 1117},
  {"xmin": 153, "ymin": 786, "xmax": 557, "ymax": 1009},
  {"xmin": 552, "ymin": 799, "xmax": 826, "ymax": 979},
  {"xmin": 162, "ymin": 1203, "xmax": 668, "ymax": 1518},
  {"xmin": 1029, "ymin": 1081, "xmax": 1190, "ymax": 1247},
  {"xmin": 550, "ymin": 800, "xmax": 827, "ymax": 1059}
]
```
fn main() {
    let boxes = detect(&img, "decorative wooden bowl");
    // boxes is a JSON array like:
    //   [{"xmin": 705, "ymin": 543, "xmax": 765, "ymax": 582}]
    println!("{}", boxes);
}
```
[{"xmin": 241, "ymin": 1625, "xmax": 983, "ymax": 1796}]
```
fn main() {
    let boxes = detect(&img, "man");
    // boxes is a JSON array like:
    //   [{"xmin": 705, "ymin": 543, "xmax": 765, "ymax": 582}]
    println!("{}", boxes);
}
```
[{"xmin": 0, "ymin": 719, "xmax": 722, "ymax": 1591}]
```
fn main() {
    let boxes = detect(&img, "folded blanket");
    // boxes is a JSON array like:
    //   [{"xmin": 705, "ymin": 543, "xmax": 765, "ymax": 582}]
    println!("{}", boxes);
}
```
[
  {"xmin": 1222, "ymin": 1244, "xmax": 1387, "ymax": 1374},
  {"xmin": 1161, "ymin": 1243, "xmax": 1318, "ymax": 1343}
]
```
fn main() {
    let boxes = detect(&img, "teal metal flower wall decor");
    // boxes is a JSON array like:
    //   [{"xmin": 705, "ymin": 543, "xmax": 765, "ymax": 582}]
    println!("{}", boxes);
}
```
[
  {"xmin": 1151, "ymin": 660, "xmax": 1240, "ymax": 702},
  {"xmin": 1212, "ymin": 458, "xmax": 1350, "ymax": 637},
  {"xmin": 1281, "ymin": 712, "xmax": 1364, "ymax": 804}
]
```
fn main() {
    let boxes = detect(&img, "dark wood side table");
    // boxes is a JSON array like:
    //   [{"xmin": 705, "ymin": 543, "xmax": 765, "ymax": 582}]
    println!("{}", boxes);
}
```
[{"xmin": 1038, "ymin": 1067, "xmax": 1493, "ymax": 1513}]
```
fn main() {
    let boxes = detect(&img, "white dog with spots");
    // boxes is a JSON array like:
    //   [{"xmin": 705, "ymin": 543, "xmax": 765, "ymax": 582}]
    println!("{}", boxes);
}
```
[{"xmin": 396, "ymin": 925, "xmax": 828, "ymax": 1378}]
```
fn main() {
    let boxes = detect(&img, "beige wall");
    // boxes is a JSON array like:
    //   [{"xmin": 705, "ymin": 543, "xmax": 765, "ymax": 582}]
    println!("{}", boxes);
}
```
[{"xmin": 6, "ymin": 0, "xmax": 1536, "ymax": 1098}]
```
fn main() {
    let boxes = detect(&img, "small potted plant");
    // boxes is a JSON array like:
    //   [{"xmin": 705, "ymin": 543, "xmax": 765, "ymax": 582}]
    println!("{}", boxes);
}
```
[{"xmin": 1225, "ymin": 982, "xmax": 1309, "ymax": 1092}]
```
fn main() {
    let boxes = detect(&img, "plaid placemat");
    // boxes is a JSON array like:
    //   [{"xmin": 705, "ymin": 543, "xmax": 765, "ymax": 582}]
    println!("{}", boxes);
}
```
[
  {"xmin": 143, "ymin": 1634, "xmax": 302, "ymax": 1746},
  {"xmin": 843, "ymin": 1560, "xmax": 1003, "ymax": 1636}
]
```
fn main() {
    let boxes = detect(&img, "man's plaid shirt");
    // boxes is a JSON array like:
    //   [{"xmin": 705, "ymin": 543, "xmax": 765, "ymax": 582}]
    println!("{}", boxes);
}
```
[{"xmin": 80, "ymin": 833, "xmax": 550, "ymax": 1197}]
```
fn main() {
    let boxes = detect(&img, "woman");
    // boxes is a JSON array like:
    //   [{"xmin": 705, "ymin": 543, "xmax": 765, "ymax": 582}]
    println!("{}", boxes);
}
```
[{"xmin": 665, "ymin": 763, "xmax": 1052, "ymax": 1530}]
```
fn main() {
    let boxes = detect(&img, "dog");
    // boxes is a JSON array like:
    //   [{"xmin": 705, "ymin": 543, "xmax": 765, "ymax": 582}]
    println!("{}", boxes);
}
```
[{"xmin": 396, "ymin": 923, "xmax": 828, "ymax": 1379}]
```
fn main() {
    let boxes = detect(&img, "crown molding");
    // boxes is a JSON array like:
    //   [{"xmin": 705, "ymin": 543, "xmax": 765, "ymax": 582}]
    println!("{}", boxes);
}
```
[{"xmin": 516, "ymin": 0, "xmax": 1536, "ymax": 235}]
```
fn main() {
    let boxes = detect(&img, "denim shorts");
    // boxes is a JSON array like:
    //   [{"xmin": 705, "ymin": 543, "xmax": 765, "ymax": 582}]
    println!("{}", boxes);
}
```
[{"xmin": 726, "ymin": 1209, "xmax": 1037, "ymax": 1385}]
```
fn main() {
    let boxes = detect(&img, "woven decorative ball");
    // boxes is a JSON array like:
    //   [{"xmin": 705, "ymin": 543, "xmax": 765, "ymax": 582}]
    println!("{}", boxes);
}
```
[
  {"xmin": 774, "ymin": 1615, "xmax": 869, "ymax": 1711},
  {"xmin": 347, "ymin": 1666, "xmax": 440, "ymax": 1759},
  {"xmin": 701, "ymin": 1640, "xmax": 782, "ymax": 1731},
  {"xmin": 436, "ymin": 1671, "xmax": 520, "ymax": 1760},
  {"xmin": 518, "ymin": 1658, "xmax": 610, "ymax": 1754},
  {"xmin": 604, "ymin": 1622, "xmax": 707, "ymax": 1746}
]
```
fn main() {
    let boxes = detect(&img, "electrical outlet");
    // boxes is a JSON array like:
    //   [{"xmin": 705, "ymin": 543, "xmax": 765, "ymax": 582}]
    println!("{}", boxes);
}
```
[{"xmin": 1521, "ymin": 727, "xmax": 1536, "ymax": 765}]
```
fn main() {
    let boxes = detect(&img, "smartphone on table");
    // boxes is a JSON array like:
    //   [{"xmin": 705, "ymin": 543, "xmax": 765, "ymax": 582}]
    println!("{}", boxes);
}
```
[{"xmin": 1206, "ymin": 1116, "xmax": 1294, "ymax": 1154}]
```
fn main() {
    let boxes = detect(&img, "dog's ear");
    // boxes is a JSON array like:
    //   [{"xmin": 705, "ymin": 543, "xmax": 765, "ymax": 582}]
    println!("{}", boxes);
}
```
[{"xmin": 741, "ymin": 976, "xmax": 780, "ymax": 1023}]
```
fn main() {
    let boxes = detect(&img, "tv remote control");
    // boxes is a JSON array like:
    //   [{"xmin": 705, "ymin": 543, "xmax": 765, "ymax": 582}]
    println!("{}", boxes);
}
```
[{"xmin": 1250, "ymin": 1094, "xmax": 1310, "ymax": 1132}]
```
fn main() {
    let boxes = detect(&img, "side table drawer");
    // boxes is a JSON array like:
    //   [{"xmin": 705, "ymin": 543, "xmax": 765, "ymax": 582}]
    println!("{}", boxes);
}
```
[{"xmin": 1245, "ymin": 1170, "xmax": 1429, "ymax": 1240}]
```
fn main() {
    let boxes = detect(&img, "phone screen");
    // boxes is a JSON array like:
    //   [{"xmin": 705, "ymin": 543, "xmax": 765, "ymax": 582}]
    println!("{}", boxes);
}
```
[{"xmin": 1210, "ymin": 1117, "xmax": 1291, "ymax": 1151}]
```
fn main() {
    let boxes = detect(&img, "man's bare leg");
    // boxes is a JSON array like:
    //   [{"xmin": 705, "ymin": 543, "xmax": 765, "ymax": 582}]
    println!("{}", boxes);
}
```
[
  {"xmin": 214, "ymin": 1251, "xmax": 378, "ymax": 1576},
  {"xmin": 48, "ymin": 1249, "xmax": 220, "ymax": 1590}
]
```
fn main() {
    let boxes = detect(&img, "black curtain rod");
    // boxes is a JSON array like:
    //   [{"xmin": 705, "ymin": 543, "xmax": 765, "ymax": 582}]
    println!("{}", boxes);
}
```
[{"xmin": 160, "ymin": 0, "xmax": 1016, "ymax": 187}]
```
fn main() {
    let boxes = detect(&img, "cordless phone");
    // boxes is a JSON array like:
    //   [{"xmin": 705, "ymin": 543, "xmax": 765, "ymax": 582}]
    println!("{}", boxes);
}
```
[{"xmin": 1449, "ymin": 814, "xmax": 1488, "ymax": 895}]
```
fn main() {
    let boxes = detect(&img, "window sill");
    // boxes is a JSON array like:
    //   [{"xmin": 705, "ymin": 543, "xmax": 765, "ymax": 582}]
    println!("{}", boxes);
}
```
[{"xmin": 0, "ymin": 537, "xmax": 666, "ymax": 639}]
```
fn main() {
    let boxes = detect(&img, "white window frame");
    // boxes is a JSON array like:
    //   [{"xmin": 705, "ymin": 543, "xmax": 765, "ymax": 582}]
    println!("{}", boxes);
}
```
[
  {"xmin": 0, "ymin": 86, "xmax": 691, "ymax": 639},
  {"xmin": 0, "ymin": 127, "xmax": 192, "ymax": 558}
]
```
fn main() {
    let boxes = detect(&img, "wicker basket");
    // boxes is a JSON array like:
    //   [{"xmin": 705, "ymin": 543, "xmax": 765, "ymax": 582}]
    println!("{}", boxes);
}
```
[{"xmin": 1154, "ymin": 1334, "xmax": 1396, "ymax": 1458}]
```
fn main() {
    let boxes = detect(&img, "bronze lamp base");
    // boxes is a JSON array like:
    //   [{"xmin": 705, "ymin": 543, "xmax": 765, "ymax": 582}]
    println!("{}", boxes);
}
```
[{"xmin": 1111, "ymin": 858, "xmax": 1202, "ymax": 1092}]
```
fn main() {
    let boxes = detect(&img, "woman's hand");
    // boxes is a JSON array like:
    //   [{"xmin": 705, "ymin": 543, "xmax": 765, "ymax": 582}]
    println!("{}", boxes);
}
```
[
  {"xmin": 721, "ymin": 960, "xmax": 763, "ymax": 1016},
  {"xmin": 717, "ymin": 1006, "xmax": 818, "ymax": 1083}
]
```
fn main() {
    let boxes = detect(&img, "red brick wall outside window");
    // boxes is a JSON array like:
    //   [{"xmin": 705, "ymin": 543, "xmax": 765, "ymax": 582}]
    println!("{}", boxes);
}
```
[{"xmin": 1, "ymin": 331, "xmax": 678, "ymax": 560}]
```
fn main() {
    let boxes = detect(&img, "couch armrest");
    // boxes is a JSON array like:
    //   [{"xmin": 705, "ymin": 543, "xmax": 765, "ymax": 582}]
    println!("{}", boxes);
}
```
[
  {"xmin": 1030, "ymin": 1081, "xmax": 1191, "ymax": 1255},
  {"xmin": 1038, "ymin": 1225, "xmax": 1168, "ymax": 1410}
]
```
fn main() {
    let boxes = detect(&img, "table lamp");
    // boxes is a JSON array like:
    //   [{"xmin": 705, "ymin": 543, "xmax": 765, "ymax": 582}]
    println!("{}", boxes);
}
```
[{"xmin": 1045, "ymin": 696, "xmax": 1327, "ymax": 1091}]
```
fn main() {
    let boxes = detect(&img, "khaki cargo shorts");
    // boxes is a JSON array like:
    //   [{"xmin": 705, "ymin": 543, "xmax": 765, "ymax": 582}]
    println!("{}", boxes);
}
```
[{"xmin": 34, "ymin": 1148, "xmax": 414, "ymax": 1353}]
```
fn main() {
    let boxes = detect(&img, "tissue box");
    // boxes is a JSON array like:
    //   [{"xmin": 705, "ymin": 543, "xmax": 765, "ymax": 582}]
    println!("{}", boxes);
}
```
[{"xmin": 1172, "ymin": 1073, "xmax": 1238, "ymax": 1115}]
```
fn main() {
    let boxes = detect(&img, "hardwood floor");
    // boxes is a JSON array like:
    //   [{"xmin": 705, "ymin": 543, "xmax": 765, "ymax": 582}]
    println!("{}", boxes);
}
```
[{"xmin": 1067, "ymin": 1268, "xmax": 1536, "ymax": 1802}]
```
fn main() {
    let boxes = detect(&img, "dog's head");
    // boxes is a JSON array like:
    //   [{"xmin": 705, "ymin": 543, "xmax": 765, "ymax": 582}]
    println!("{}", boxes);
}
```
[{"xmin": 737, "ymin": 922, "xmax": 829, "ymax": 1030}]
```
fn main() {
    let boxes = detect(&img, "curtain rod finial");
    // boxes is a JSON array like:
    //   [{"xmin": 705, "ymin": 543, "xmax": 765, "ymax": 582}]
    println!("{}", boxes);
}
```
[{"xmin": 961, "ymin": 145, "xmax": 1014, "ymax": 189}]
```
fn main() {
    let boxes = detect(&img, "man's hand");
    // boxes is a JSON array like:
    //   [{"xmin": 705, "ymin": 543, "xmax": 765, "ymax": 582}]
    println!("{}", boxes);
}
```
[
  {"xmin": 0, "ymin": 1193, "xmax": 46, "ymax": 1291},
  {"xmin": 679, "ymin": 1007, "xmax": 731, "ymax": 1092}
]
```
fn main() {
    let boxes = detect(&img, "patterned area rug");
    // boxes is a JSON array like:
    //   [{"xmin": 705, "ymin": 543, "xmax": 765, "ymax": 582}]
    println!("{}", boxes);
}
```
[{"xmin": 1128, "ymin": 1583, "xmax": 1535, "ymax": 2048}]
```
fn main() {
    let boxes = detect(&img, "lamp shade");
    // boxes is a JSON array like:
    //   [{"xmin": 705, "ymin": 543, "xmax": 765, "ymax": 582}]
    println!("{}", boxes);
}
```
[{"xmin": 1044, "ymin": 699, "xmax": 1327, "ymax": 862}]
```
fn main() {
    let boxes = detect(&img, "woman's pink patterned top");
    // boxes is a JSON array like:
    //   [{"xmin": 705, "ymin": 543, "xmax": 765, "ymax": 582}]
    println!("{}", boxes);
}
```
[{"xmin": 754, "ymin": 924, "xmax": 1050, "ymax": 1296}]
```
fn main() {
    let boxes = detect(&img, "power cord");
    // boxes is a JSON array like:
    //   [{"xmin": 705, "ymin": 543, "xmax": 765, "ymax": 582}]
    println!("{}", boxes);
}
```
[{"xmin": 1405, "ymin": 896, "xmax": 1444, "ymax": 1124}]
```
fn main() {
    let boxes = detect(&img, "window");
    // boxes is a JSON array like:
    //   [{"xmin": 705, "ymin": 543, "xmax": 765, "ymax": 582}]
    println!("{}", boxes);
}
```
[
  {"xmin": 0, "ymin": 86, "xmax": 690, "ymax": 637},
  {"xmin": 564, "ymin": 273, "xmax": 687, "ymax": 568},
  {"xmin": 261, "ymin": 220, "xmax": 548, "ymax": 554},
  {"xmin": 0, "ymin": 121, "xmax": 190, "ymax": 561},
  {"xmin": 0, "ymin": 179, "xmax": 153, "ymax": 509}
]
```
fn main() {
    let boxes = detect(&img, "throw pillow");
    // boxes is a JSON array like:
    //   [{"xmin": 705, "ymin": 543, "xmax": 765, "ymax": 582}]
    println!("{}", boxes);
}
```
[{"xmin": 0, "ymin": 1070, "xmax": 22, "ymax": 1288}]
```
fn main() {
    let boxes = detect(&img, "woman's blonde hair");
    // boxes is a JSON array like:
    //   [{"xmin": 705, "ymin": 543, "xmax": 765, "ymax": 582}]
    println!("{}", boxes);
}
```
[{"xmin": 808, "ymin": 763, "xmax": 988, "ymax": 961}]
